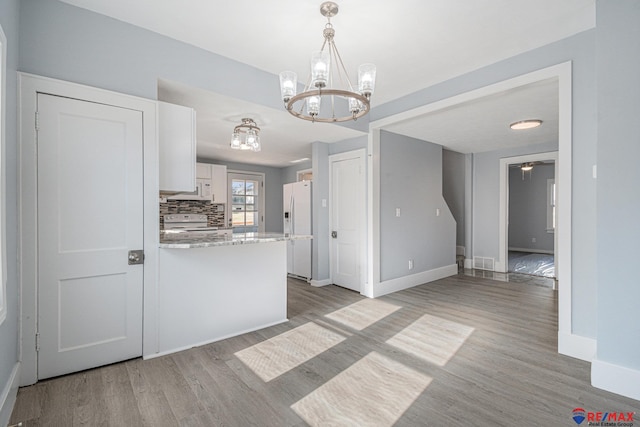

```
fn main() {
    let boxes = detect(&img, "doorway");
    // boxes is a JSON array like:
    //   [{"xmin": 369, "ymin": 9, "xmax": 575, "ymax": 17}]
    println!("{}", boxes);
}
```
[
  {"xmin": 19, "ymin": 74, "xmax": 158, "ymax": 386},
  {"xmin": 228, "ymin": 171, "xmax": 265, "ymax": 233},
  {"xmin": 506, "ymin": 156, "xmax": 557, "ymax": 284}
]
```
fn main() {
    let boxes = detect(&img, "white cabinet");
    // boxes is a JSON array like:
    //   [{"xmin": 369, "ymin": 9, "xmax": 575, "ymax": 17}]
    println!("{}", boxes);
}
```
[
  {"xmin": 187, "ymin": 163, "xmax": 227, "ymax": 202},
  {"xmin": 196, "ymin": 163, "xmax": 212, "ymax": 179},
  {"xmin": 158, "ymin": 101, "xmax": 196, "ymax": 192},
  {"xmin": 211, "ymin": 164, "xmax": 227, "ymax": 203}
]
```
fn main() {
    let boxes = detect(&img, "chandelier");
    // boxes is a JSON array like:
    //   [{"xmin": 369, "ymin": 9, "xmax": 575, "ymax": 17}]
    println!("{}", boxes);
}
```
[
  {"xmin": 230, "ymin": 118, "xmax": 261, "ymax": 152},
  {"xmin": 279, "ymin": 1, "xmax": 376, "ymax": 123}
]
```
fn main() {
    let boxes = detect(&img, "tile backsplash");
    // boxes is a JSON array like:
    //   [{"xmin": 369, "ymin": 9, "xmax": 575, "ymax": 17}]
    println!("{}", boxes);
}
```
[{"xmin": 160, "ymin": 200, "xmax": 226, "ymax": 229}]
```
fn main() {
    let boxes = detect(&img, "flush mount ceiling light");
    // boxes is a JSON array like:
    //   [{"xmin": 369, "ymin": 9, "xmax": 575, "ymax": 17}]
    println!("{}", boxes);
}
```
[
  {"xmin": 510, "ymin": 119, "xmax": 543, "ymax": 130},
  {"xmin": 279, "ymin": 1, "xmax": 376, "ymax": 123},
  {"xmin": 230, "ymin": 118, "xmax": 261, "ymax": 152},
  {"xmin": 520, "ymin": 162, "xmax": 534, "ymax": 171}
]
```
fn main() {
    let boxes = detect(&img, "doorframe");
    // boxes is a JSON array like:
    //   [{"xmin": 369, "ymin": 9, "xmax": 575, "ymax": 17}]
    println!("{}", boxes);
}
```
[
  {"xmin": 18, "ymin": 73, "xmax": 159, "ymax": 385},
  {"xmin": 329, "ymin": 149, "xmax": 367, "ymax": 293},
  {"xmin": 227, "ymin": 170, "xmax": 266, "ymax": 233},
  {"xmin": 498, "ymin": 151, "xmax": 558, "ymax": 276},
  {"xmin": 367, "ymin": 62, "xmax": 587, "ymax": 360}
]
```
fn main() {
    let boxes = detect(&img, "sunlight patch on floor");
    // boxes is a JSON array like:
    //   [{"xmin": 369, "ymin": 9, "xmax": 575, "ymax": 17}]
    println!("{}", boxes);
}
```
[
  {"xmin": 291, "ymin": 351, "xmax": 432, "ymax": 426},
  {"xmin": 386, "ymin": 313, "xmax": 474, "ymax": 366},
  {"xmin": 234, "ymin": 322, "xmax": 345, "ymax": 382},
  {"xmin": 324, "ymin": 298, "xmax": 401, "ymax": 330}
]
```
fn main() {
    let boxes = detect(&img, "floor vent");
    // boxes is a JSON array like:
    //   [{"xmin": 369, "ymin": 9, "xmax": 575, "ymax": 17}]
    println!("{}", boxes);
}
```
[{"xmin": 473, "ymin": 256, "xmax": 495, "ymax": 271}]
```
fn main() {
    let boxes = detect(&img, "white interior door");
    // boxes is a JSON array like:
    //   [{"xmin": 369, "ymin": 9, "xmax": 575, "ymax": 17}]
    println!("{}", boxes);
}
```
[
  {"xmin": 37, "ymin": 93, "xmax": 144, "ymax": 380},
  {"xmin": 330, "ymin": 151, "xmax": 365, "ymax": 292}
]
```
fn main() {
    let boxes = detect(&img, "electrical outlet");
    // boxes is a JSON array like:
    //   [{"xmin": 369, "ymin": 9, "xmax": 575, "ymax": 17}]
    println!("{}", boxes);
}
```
[
  {"xmin": 436, "ymin": 208, "xmax": 440, "ymax": 217},
  {"xmin": 396, "ymin": 208, "xmax": 401, "ymax": 217},
  {"xmin": 408, "ymin": 259, "xmax": 414, "ymax": 270},
  {"xmin": 532, "ymin": 237, "xmax": 537, "ymax": 243}
]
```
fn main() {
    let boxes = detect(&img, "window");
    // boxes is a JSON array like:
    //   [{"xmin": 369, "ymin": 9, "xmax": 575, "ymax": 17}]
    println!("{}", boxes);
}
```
[
  {"xmin": 228, "ymin": 172, "xmax": 265, "ymax": 233},
  {"xmin": 546, "ymin": 179, "xmax": 556, "ymax": 233},
  {"xmin": 0, "ymin": 25, "xmax": 6, "ymax": 325},
  {"xmin": 297, "ymin": 169, "xmax": 313, "ymax": 182}
]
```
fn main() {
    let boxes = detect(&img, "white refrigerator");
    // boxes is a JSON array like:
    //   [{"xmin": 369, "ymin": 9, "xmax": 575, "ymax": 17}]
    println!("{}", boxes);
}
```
[{"xmin": 283, "ymin": 181, "xmax": 312, "ymax": 279}]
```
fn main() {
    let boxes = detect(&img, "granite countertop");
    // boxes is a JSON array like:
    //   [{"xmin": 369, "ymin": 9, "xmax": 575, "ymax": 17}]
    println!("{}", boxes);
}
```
[{"xmin": 159, "ymin": 231, "xmax": 312, "ymax": 249}]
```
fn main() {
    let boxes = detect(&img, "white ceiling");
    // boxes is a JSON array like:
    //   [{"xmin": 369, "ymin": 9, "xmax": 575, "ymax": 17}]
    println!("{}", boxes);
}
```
[{"xmin": 61, "ymin": 0, "xmax": 594, "ymax": 166}]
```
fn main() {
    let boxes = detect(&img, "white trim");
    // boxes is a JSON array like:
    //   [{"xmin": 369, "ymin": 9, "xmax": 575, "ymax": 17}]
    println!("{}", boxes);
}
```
[
  {"xmin": 372, "ymin": 264, "xmax": 458, "ymax": 298},
  {"xmin": 365, "ymin": 129, "xmax": 380, "ymax": 298},
  {"xmin": 0, "ymin": 24, "xmax": 6, "ymax": 327},
  {"xmin": 592, "ymin": 359, "xmax": 640, "ymax": 401},
  {"xmin": 143, "ymin": 319, "xmax": 289, "ymax": 360},
  {"xmin": 296, "ymin": 168, "xmax": 313, "ymax": 182},
  {"xmin": 18, "ymin": 73, "xmax": 159, "ymax": 384},
  {"xmin": 558, "ymin": 331, "xmax": 596, "ymax": 362},
  {"xmin": 309, "ymin": 278, "xmax": 332, "ymax": 287},
  {"xmin": 0, "ymin": 362, "xmax": 20, "ymax": 427},
  {"xmin": 508, "ymin": 247, "xmax": 554, "ymax": 255},
  {"xmin": 368, "ymin": 62, "xmax": 575, "ymax": 357},
  {"xmin": 464, "ymin": 258, "xmax": 474, "ymax": 270},
  {"xmin": 329, "ymin": 149, "xmax": 367, "ymax": 294}
]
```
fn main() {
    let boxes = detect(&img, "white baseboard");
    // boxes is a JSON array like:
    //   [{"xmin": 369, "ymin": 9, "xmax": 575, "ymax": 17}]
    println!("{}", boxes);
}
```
[
  {"xmin": 0, "ymin": 362, "xmax": 21, "ymax": 427},
  {"xmin": 309, "ymin": 279, "xmax": 332, "ymax": 287},
  {"xmin": 464, "ymin": 258, "xmax": 473, "ymax": 269},
  {"xmin": 558, "ymin": 331, "xmax": 596, "ymax": 362},
  {"xmin": 509, "ymin": 247, "xmax": 554, "ymax": 255},
  {"xmin": 592, "ymin": 358, "xmax": 640, "ymax": 401},
  {"xmin": 373, "ymin": 264, "xmax": 458, "ymax": 298}
]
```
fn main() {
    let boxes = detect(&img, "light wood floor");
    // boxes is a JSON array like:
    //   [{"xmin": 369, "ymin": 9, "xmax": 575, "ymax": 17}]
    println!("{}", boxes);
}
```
[{"xmin": 10, "ymin": 274, "xmax": 640, "ymax": 426}]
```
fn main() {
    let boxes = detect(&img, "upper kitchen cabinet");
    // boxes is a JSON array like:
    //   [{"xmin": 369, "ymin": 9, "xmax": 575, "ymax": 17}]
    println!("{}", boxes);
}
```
[
  {"xmin": 158, "ymin": 101, "xmax": 196, "ymax": 192},
  {"xmin": 211, "ymin": 164, "xmax": 227, "ymax": 203},
  {"xmin": 195, "ymin": 163, "xmax": 227, "ymax": 202}
]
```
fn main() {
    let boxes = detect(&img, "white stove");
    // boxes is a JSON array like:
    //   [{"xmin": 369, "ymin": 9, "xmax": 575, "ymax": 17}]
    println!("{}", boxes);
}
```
[
  {"xmin": 163, "ymin": 214, "xmax": 232, "ymax": 238},
  {"xmin": 164, "ymin": 213, "xmax": 212, "ymax": 230}
]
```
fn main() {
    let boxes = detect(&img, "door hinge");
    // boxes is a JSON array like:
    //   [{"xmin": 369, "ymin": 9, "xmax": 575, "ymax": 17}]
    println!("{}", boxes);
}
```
[
  {"xmin": 35, "ymin": 111, "xmax": 40, "ymax": 131},
  {"xmin": 35, "ymin": 332, "xmax": 40, "ymax": 352}
]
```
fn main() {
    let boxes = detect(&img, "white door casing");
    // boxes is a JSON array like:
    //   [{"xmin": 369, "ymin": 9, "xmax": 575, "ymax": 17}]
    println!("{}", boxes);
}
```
[
  {"xmin": 36, "ymin": 93, "xmax": 144, "ymax": 379},
  {"xmin": 330, "ymin": 149, "xmax": 366, "ymax": 292}
]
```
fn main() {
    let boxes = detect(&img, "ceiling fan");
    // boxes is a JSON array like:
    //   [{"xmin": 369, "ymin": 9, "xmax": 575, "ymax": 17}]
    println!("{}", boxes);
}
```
[{"xmin": 509, "ymin": 161, "xmax": 546, "ymax": 180}]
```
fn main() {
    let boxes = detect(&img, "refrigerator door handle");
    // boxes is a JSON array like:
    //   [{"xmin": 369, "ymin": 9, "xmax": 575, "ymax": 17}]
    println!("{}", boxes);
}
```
[{"xmin": 289, "ymin": 193, "xmax": 294, "ymax": 235}]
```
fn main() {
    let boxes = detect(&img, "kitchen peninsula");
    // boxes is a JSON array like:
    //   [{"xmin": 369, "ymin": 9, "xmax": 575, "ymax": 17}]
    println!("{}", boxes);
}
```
[{"xmin": 156, "ymin": 231, "xmax": 311, "ymax": 357}]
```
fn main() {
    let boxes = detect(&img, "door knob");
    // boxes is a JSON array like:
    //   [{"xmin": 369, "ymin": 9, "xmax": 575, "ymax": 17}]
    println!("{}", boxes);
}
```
[
  {"xmin": 128, "ymin": 250, "xmax": 144, "ymax": 265},
  {"xmin": 331, "ymin": 231, "xmax": 337, "ymax": 238}
]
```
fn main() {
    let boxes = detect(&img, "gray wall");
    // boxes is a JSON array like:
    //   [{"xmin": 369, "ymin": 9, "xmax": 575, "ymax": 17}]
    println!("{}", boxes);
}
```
[
  {"xmin": 442, "ymin": 149, "xmax": 465, "ymax": 247},
  {"xmin": 508, "ymin": 163, "xmax": 555, "ymax": 252},
  {"xmin": 472, "ymin": 142, "xmax": 558, "ymax": 257},
  {"xmin": 19, "ymin": 0, "xmax": 283, "ymax": 110},
  {"xmin": 373, "ymin": 29, "xmax": 597, "ymax": 338},
  {"xmin": 379, "ymin": 131, "xmax": 455, "ymax": 281},
  {"xmin": 596, "ymin": 1, "xmax": 640, "ymax": 371},
  {"xmin": 197, "ymin": 159, "xmax": 285, "ymax": 233},
  {"xmin": 282, "ymin": 160, "xmax": 312, "ymax": 185},
  {"xmin": 0, "ymin": 1, "xmax": 20, "ymax": 425}
]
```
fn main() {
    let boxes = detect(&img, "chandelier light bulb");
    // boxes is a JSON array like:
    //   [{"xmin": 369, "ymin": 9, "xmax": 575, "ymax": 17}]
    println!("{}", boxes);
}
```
[
  {"xmin": 279, "ymin": 71, "xmax": 297, "ymax": 102},
  {"xmin": 311, "ymin": 51, "xmax": 330, "ymax": 88},
  {"xmin": 358, "ymin": 63, "xmax": 376, "ymax": 98},
  {"xmin": 307, "ymin": 95, "xmax": 321, "ymax": 117}
]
